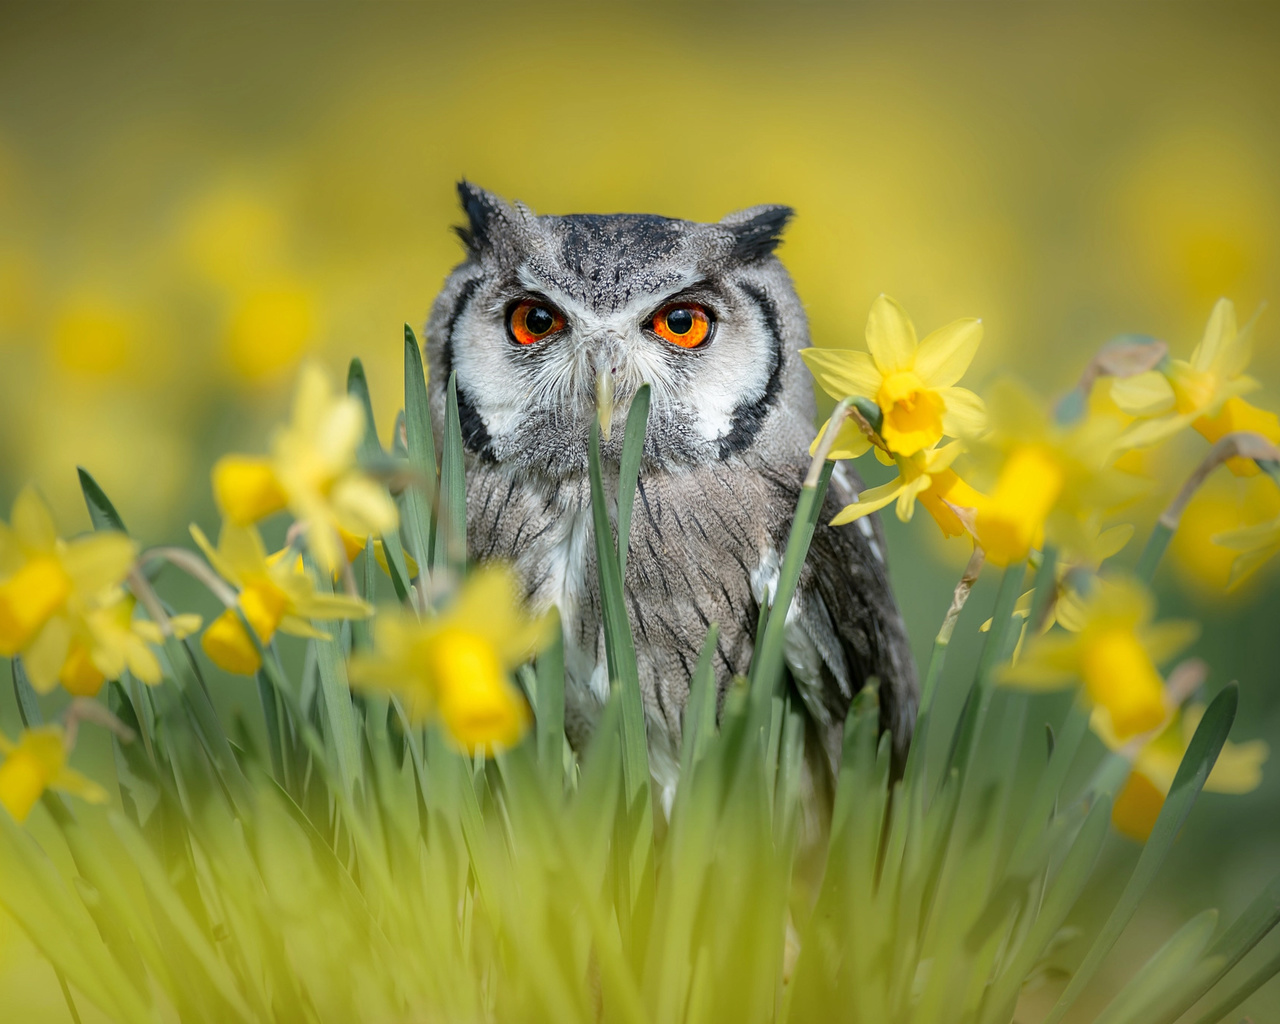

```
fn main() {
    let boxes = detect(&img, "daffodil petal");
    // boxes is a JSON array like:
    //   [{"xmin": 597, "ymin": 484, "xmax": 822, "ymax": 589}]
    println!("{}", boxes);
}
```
[
  {"xmin": 1205, "ymin": 738, "xmax": 1268, "ymax": 793},
  {"xmin": 11, "ymin": 486, "xmax": 58, "ymax": 552},
  {"xmin": 799, "ymin": 348, "xmax": 882, "ymax": 400},
  {"xmin": 1191, "ymin": 298, "xmax": 1237, "ymax": 374},
  {"xmin": 331, "ymin": 477, "xmax": 399, "ymax": 536},
  {"xmin": 23, "ymin": 616, "xmax": 71, "ymax": 693},
  {"xmin": 49, "ymin": 764, "xmax": 109, "ymax": 804},
  {"xmin": 1139, "ymin": 619, "xmax": 1200, "ymax": 665},
  {"xmin": 190, "ymin": 523, "xmax": 243, "ymax": 588},
  {"xmin": 939, "ymin": 388, "xmax": 987, "ymax": 439},
  {"xmin": 913, "ymin": 318, "xmax": 983, "ymax": 388},
  {"xmin": 865, "ymin": 294, "xmax": 917, "ymax": 374},
  {"xmin": 1111, "ymin": 371, "xmax": 1176, "ymax": 417},
  {"xmin": 830, "ymin": 478, "xmax": 904, "ymax": 525},
  {"xmin": 809, "ymin": 417, "xmax": 873, "ymax": 460},
  {"xmin": 60, "ymin": 532, "xmax": 137, "ymax": 596}
]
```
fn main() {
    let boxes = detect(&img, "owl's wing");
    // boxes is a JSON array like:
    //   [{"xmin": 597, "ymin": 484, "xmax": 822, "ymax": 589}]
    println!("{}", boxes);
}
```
[{"xmin": 770, "ymin": 460, "xmax": 919, "ymax": 772}]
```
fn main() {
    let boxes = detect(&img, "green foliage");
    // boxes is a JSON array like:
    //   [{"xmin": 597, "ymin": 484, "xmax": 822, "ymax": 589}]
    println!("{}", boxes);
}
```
[{"xmin": 1, "ymin": 364, "xmax": 1278, "ymax": 1024}]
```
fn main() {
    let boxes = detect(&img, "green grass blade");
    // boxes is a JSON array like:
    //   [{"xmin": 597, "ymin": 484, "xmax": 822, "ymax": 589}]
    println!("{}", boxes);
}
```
[
  {"xmin": 433, "ymin": 370, "xmax": 468, "ymax": 578},
  {"xmin": 616, "ymin": 382, "xmax": 650, "ymax": 579},
  {"xmin": 347, "ymin": 356, "xmax": 382, "ymax": 459},
  {"xmin": 379, "ymin": 528, "xmax": 413, "ymax": 603},
  {"xmin": 678, "ymin": 624, "xmax": 720, "ymax": 780},
  {"xmin": 979, "ymin": 794, "xmax": 1112, "ymax": 1024},
  {"xmin": 749, "ymin": 459, "xmax": 834, "ymax": 714},
  {"xmin": 1092, "ymin": 909, "xmax": 1218, "ymax": 1024},
  {"xmin": 1148, "ymin": 870, "xmax": 1280, "ymax": 1024},
  {"xmin": 0, "ymin": 811, "xmax": 152, "ymax": 1024},
  {"xmin": 77, "ymin": 466, "xmax": 127, "ymax": 532},
  {"xmin": 1186, "ymin": 943, "xmax": 1280, "ymax": 1024},
  {"xmin": 588, "ymin": 419, "xmax": 653, "ymax": 930},
  {"xmin": 1043, "ymin": 682, "xmax": 1240, "ymax": 1024},
  {"xmin": 403, "ymin": 323, "xmax": 438, "ymax": 572},
  {"xmin": 11, "ymin": 656, "xmax": 42, "ymax": 727},
  {"xmin": 535, "ymin": 608, "xmax": 566, "ymax": 790},
  {"xmin": 306, "ymin": 588, "xmax": 362, "ymax": 803}
]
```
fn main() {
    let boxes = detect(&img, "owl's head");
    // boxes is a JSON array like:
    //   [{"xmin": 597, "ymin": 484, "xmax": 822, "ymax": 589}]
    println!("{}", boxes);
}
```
[{"xmin": 425, "ymin": 182, "xmax": 817, "ymax": 478}]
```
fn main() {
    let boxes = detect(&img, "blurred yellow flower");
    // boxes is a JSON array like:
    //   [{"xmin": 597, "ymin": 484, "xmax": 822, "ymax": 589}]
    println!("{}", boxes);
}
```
[
  {"xmin": 191, "ymin": 521, "xmax": 371, "ymax": 676},
  {"xmin": 1094, "ymin": 703, "xmax": 1268, "ymax": 843},
  {"xmin": 801, "ymin": 294, "xmax": 985, "ymax": 458},
  {"xmin": 211, "ymin": 361, "xmax": 399, "ymax": 573},
  {"xmin": 226, "ymin": 282, "xmax": 317, "ymax": 383},
  {"xmin": 0, "ymin": 486, "xmax": 137, "ymax": 692},
  {"xmin": 1000, "ymin": 578, "xmax": 1197, "ymax": 740},
  {"xmin": 971, "ymin": 381, "xmax": 1137, "ymax": 565},
  {"xmin": 0, "ymin": 726, "xmax": 108, "ymax": 824},
  {"xmin": 830, "ymin": 441, "xmax": 986, "ymax": 540},
  {"xmin": 1114, "ymin": 299, "xmax": 1277, "ymax": 474},
  {"xmin": 1214, "ymin": 509, "xmax": 1280, "ymax": 591},
  {"xmin": 348, "ymin": 566, "xmax": 549, "ymax": 754},
  {"xmin": 52, "ymin": 295, "xmax": 134, "ymax": 377},
  {"xmin": 59, "ymin": 591, "xmax": 201, "ymax": 697}
]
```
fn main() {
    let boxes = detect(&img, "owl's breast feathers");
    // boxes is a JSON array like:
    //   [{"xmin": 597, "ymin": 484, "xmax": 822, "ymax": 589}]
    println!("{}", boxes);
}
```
[{"xmin": 464, "ymin": 456, "xmax": 918, "ymax": 780}]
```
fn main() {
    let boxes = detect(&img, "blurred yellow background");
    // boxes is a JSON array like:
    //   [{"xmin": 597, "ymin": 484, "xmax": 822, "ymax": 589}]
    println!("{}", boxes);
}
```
[
  {"xmin": 2, "ymin": 3, "xmax": 1280, "ymax": 1018},
  {"xmin": 3, "ymin": 4, "xmax": 1279, "ymax": 554}
]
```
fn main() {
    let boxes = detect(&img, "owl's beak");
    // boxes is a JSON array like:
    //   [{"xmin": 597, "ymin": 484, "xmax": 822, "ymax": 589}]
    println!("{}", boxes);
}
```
[{"xmin": 595, "ymin": 369, "xmax": 615, "ymax": 444}]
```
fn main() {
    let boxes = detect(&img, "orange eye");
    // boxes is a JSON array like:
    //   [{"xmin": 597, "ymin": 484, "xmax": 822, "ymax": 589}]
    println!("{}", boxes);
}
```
[
  {"xmin": 508, "ymin": 300, "xmax": 566, "ymax": 345},
  {"xmin": 652, "ymin": 304, "xmax": 712, "ymax": 349}
]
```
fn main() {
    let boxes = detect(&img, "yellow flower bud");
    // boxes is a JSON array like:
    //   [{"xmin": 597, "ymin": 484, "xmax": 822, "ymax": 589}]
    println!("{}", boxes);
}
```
[
  {"xmin": 0, "ymin": 556, "xmax": 72, "ymax": 656},
  {"xmin": 213, "ymin": 456, "xmax": 288, "ymax": 526}
]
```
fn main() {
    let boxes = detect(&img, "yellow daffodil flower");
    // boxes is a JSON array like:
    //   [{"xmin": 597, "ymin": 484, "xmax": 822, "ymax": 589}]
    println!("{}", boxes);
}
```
[
  {"xmin": 830, "ymin": 441, "xmax": 987, "ymax": 539},
  {"xmin": 348, "ymin": 565, "xmax": 550, "ymax": 754},
  {"xmin": 801, "ymin": 295, "xmax": 986, "ymax": 458},
  {"xmin": 191, "ymin": 521, "xmax": 371, "ymax": 675},
  {"xmin": 999, "ymin": 578, "xmax": 1197, "ymax": 740},
  {"xmin": 971, "ymin": 381, "xmax": 1139, "ymax": 565},
  {"xmin": 211, "ymin": 362, "xmax": 399, "ymax": 573},
  {"xmin": 0, "ymin": 726, "xmax": 108, "ymax": 823},
  {"xmin": 1093, "ymin": 703, "xmax": 1268, "ymax": 842},
  {"xmin": 59, "ymin": 590, "xmax": 202, "ymax": 697},
  {"xmin": 1214, "ymin": 511, "xmax": 1280, "ymax": 590},
  {"xmin": 1114, "ymin": 299, "xmax": 1278, "ymax": 474},
  {"xmin": 0, "ymin": 486, "xmax": 137, "ymax": 692}
]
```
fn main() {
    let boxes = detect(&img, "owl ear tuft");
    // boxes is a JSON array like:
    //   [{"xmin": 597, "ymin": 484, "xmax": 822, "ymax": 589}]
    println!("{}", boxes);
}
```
[
  {"xmin": 721, "ymin": 204, "xmax": 794, "ymax": 261},
  {"xmin": 454, "ymin": 181, "xmax": 510, "ymax": 256}
]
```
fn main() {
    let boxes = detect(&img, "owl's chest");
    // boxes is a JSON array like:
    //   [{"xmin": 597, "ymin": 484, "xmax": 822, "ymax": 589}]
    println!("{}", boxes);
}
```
[{"xmin": 470, "ymin": 460, "xmax": 779, "ymax": 623}]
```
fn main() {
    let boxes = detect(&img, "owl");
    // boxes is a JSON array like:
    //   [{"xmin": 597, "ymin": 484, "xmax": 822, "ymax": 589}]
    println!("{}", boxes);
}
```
[{"xmin": 425, "ymin": 182, "xmax": 917, "ymax": 806}]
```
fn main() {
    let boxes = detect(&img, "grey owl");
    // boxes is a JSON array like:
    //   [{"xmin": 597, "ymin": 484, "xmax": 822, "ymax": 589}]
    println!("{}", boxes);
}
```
[{"xmin": 425, "ymin": 182, "xmax": 917, "ymax": 805}]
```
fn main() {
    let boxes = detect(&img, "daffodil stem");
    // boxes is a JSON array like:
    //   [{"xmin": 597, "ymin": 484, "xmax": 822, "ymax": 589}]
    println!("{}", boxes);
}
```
[
  {"xmin": 1027, "ymin": 545, "xmax": 1057, "ymax": 634},
  {"xmin": 949, "ymin": 561, "xmax": 1024, "ymax": 777},
  {"xmin": 1138, "ymin": 431, "xmax": 1280, "ymax": 584},
  {"xmin": 921, "ymin": 547, "xmax": 986, "ymax": 710},
  {"xmin": 1007, "ymin": 700, "xmax": 1090, "ymax": 871}
]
